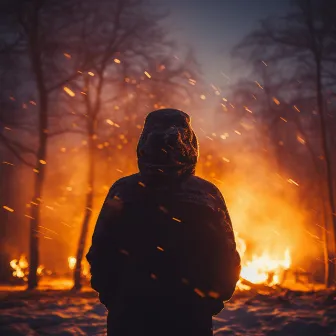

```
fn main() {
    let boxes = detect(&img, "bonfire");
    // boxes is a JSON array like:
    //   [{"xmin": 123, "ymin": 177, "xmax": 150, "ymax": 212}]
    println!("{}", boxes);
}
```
[
  {"xmin": 235, "ymin": 233, "xmax": 291, "ymax": 290},
  {"xmin": 10, "ymin": 242, "xmax": 292, "ymax": 290}
]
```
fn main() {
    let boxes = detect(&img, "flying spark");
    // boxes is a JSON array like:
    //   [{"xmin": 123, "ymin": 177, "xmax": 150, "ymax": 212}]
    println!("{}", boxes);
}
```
[
  {"xmin": 297, "ymin": 135, "xmax": 306, "ymax": 145},
  {"xmin": 255, "ymin": 81, "xmax": 264, "ymax": 89},
  {"xmin": 63, "ymin": 87, "xmax": 75, "ymax": 97},
  {"xmin": 293, "ymin": 105, "xmax": 300, "ymax": 112},
  {"xmin": 287, "ymin": 179, "xmax": 299, "ymax": 187},
  {"xmin": 144, "ymin": 71, "xmax": 151, "ymax": 78},
  {"xmin": 273, "ymin": 97, "xmax": 280, "ymax": 105},
  {"xmin": 3, "ymin": 206, "xmax": 14, "ymax": 212}
]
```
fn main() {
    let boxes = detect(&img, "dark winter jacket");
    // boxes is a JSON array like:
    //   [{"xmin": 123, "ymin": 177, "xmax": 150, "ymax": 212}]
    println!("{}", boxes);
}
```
[{"xmin": 86, "ymin": 109, "xmax": 241, "ymax": 336}]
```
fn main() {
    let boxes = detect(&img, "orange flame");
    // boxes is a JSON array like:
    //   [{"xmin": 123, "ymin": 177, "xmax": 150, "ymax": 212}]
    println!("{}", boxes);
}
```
[
  {"xmin": 10, "ymin": 255, "xmax": 45, "ymax": 281},
  {"xmin": 235, "ymin": 233, "xmax": 291, "ymax": 289},
  {"xmin": 68, "ymin": 256, "xmax": 90, "ymax": 277}
]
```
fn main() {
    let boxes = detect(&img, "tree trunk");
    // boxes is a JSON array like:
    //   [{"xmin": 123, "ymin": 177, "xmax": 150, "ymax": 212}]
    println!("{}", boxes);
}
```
[
  {"xmin": 316, "ymin": 61, "xmax": 336, "ymax": 287},
  {"xmin": 27, "ymin": 90, "xmax": 48, "ymax": 289},
  {"xmin": 25, "ymin": 0, "xmax": 49, "ymax": 290},
  {"xmin": 73, "ymin": 133, "xmax": 95, "ymax": 290},
  {"xmin": 292, "ymin": 111, "xmax": 332, "ymax": 285}
]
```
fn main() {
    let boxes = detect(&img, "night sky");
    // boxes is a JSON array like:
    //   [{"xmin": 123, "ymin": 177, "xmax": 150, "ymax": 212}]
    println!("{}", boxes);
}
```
[{"xmin": 157, "ymin": 0, "xmax": 291, "ymax": 87}]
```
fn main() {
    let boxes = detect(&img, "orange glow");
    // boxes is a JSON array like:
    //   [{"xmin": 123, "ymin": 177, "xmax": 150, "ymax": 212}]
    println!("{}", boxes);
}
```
[
  {"xmin": 10, "ymin": 255, "xmax": 28, "ymax": 279},
  {"xmin": 67, "ymin": 256, "xmax": 90, "ymax": 277},
  {"xmin": 9, "ymin": 255, "xmax": 45, "ymax": 281},
  {"xmin": 68, "ymin": 256, "xmax": 76, "ymax": 270}
]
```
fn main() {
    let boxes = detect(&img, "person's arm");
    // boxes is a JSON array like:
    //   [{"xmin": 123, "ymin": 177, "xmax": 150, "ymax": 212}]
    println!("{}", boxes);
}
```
[
  {"xmin": 214, "ymin": 192, "xmax": 241, "ymax": 302},
  {"xmin": 86, "ymin": 184, "xmax": 123, "ymax": 306}
]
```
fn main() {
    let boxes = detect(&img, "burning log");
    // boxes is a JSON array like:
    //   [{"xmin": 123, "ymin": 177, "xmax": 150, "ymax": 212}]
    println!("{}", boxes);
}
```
[{"xmin": 238, "ymin": 277, "xmax": 282, "ymax": 292}]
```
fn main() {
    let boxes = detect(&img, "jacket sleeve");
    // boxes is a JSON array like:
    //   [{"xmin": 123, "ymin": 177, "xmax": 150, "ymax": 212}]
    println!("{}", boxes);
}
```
[
  {"xmin": 214, "ymin": 191, "xmax": 241, "ymax": 303},
  {"xmin": 86, "ymin": 184, "xmax": 124, "ymax": 306}
]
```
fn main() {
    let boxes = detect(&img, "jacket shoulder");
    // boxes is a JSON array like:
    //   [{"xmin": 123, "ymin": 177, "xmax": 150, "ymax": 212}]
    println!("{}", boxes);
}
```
[
  {"xmin": 111, "ymin": 173, "xmax": 141, "ymax": 190},
  {"xmin": 185, "ymin": 175, "xmax": 224, "ymax": 201},
  {"xmin": 188, "ymin": 176, "xmax": 223, "ymax": 195},
  {"xmin": 108, "ymin": 173, "xmax": 147, "ymax": 202}
]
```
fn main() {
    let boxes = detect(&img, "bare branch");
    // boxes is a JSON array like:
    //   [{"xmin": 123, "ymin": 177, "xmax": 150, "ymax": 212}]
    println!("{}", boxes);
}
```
[{"xmin": 0, "ymin": 133, "xmax": 35, "ymax": 167}]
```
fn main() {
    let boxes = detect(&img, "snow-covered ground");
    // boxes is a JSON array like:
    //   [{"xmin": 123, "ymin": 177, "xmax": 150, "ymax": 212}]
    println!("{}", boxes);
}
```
[{"xmin": 0, "ymin": 280, "xmax": 335, "ymax": 336}]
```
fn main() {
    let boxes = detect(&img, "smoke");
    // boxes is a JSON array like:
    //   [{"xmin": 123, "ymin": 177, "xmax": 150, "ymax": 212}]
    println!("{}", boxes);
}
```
[
  {"xmin": 195, "ymin": 113, "xmax": 323, "ymax": 271},
  {"xmin": 3, "ymin": 98, "xmax": 323, "ymax": 277}
]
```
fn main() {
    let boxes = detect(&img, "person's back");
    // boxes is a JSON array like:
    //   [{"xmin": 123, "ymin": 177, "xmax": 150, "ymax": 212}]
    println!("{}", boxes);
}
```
[{"xmin": 86, "ymin": 109, "xmax": 241, "ymax": 336}]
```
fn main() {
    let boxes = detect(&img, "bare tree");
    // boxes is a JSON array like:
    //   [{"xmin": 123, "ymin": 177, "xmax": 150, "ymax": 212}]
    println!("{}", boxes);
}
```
[
  {"xmin": 54, "ymin": 0, "xmax": 199, "ymax": 289},
  {"xmin": 0, "ymin": 0, "xmax": 99, "ymax": 288}
]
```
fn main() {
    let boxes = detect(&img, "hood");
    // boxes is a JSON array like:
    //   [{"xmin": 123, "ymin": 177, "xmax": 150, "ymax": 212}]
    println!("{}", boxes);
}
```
[{"xmin": 137, "ymin": 109, "xmax": 199, "ymax": 181}]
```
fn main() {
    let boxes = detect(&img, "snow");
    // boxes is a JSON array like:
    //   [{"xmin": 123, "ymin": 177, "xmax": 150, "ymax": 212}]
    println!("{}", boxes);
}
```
[{"xmin": 0, "ymin": 280, "xmax": 335, "ymax": 336}]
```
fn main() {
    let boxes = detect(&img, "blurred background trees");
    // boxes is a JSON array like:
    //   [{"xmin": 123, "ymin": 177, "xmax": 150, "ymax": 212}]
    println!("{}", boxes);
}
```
[
  {"xmin": 226, "ymin": 0, "xmax": 336, "ymax": 286},
  {"xmin": 0, "ymin": 0, "xmax": 335, "ymax": 289}
]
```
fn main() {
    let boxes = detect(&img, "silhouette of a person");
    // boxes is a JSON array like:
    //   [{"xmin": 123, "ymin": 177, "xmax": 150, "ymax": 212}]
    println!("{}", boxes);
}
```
[{"xmin": 87, "ymin": 109, "xmax": 241, "ymax": 336}]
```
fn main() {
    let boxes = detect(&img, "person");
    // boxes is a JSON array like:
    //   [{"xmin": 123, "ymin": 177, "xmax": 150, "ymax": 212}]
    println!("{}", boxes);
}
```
[{"xmin": 86, "ymin": 108, "xmax": 241, "ymax": 336}]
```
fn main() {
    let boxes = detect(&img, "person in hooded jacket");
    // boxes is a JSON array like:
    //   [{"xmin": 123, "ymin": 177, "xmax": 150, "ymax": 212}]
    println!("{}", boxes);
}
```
[{"xmin": 86, "ymin": 109, "xmax": 241, "ymax": 336}]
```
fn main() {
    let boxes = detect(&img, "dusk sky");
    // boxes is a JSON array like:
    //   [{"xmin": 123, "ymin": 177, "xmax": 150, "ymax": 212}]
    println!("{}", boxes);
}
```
[{"xmin": 158, "ymin": 0, "xmax": 291, "ymax": 88}]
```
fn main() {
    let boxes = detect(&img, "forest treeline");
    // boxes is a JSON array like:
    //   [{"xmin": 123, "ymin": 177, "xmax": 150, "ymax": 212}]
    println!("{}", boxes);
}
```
[{"xmin": 0, "ymin": 0, "xmax": 335, "ymax": 289}]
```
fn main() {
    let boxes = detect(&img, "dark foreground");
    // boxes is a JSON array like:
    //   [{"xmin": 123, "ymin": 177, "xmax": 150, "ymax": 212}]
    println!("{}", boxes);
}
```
[{"xmin": 0, "ymin": 284, "xmax": 335, "ymax": 336}]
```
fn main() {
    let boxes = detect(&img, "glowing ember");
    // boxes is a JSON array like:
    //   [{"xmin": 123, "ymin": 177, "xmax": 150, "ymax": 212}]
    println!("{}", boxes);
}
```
[
  {"xmin": 255, "ymin": 81, "xmax": 264, "ymax": 89},
  {"xmin": 288, "ymin": 178, "xmax": 299, "ymax": 187},
  {"xmin": 293, "ymin": 105, "xmax": 300, "ymax": 112},
  {"xmin": 3, "ymin": 205, "xmax": 14, "ymax": 212},
  {"xmin": 273, "ymin": 97, "xmax": 280, "ymax": 105},
  {"xmin": 63, "ymin": 86, "xmax": 75, "ymax": 97},
  {"xmin": 144, "ymin": 71, "xmax": 151, "ymax": 78}
]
